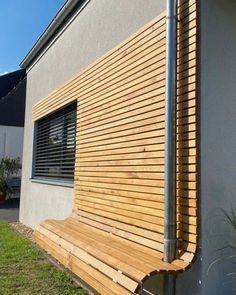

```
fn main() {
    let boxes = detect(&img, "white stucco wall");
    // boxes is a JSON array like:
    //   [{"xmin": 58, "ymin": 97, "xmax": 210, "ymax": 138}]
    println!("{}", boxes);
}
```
[{"xmin": 0, "ymin": 125, "xmax": 24, "ymax": 160}]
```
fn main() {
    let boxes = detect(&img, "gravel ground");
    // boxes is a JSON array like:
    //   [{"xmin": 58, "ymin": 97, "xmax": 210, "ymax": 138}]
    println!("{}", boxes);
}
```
[{"xmin": 10, "ymin": 222, "xmax": 33, "ymax": 240}]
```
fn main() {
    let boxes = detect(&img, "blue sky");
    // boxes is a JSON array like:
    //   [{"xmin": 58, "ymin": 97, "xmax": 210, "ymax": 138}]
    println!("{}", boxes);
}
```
[{"xmin": 0, "ymin": 0, "xmax": 65, "ymax": 75}]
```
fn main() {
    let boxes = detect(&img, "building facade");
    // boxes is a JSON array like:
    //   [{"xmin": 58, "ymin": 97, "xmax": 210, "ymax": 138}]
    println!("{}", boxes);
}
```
[{"xmin": 20, "ymin": 0, "xmax": 236, "ymax": 294}]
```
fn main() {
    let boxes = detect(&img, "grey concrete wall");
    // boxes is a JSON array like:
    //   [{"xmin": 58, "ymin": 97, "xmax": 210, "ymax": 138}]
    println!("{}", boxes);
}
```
[
  {"xmin": 175, "ymin": 1, "xmax": 236, "ymax": 294},
  {"xmin": 200, "ymin": 0, "xmax": 236, "ymax": 294},
  {"xmin": 0, "ymin": 125, "xmax": 24, "ymax": 160},
  {"xmin": 20, "ymin": 0, "xmax": 166, "ymax": 228}
]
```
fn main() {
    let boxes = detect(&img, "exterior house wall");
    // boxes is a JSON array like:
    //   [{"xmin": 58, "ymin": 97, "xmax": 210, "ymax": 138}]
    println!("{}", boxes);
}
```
[
  {"xmin": 200, "ymin": 0, "xmax": 236, "ymax": 294},
  {"xmin": 0, "ymin": 125, "xmax": 24, "ymax": 160},
  {"xmin": 176, "ymin": 2, "xmax": 236, "ymax": 294},
  {"xmin": 20, "ymin": 0, "xmax": 236, "ymax": 294},
  {"xmin": 24, "ymin": 0, "xmax": 199, "ymax": 293},
  {"xmin": 20, "ymin": 0, "xmax": 166, "ymax": 228}
]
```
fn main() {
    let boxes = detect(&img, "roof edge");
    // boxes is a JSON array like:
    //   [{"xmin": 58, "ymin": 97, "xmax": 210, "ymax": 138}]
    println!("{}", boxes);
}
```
[{"xmin": 20, "ymin": 0, "xmax": 85, "ymax": 69}]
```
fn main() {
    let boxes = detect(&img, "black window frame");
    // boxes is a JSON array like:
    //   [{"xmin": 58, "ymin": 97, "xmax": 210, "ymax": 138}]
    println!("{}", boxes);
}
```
[{"xmin": 32, "ymin": 102, "xmax": 77, "ymax": 185}]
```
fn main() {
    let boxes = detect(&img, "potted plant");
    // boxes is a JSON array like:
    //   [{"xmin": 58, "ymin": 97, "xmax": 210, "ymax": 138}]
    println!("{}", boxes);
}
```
[{"xmin": 0, "ymin": 157, "xmax": 21, "ymax": 204}]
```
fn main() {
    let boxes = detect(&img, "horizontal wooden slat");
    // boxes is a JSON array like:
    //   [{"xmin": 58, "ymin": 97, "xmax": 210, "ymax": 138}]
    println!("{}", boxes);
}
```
[
  {"xmin": 76, "ymin": 175, "xmax": 164, "ymax": 187},
  {"xmin": 33, "ymin": 20, "xmax": 196, "ymax": 119},
  {"xmin": 67, "ymin": 218, "xmax": 163, "ymax": 255},
  {"xmin": 75, "ymin": 190, "xmax": 164, "ymax": 210},
  {"xmin": 77, "ymin": 132, "xmax": 165, "ymax": 150},
  {"xmin": 33, "ymin": 216, "xmax": 189, "ymax": 291},
  {"xmin": 75, "ymin": 170, "xmax": 164, "ymax": 179},
  {"xmin": 38, "ymin": 225, "xmax": 146, "ymax": 284},
  {"xmin": 32, "ymin": 16, "xmax": 197, "ymax": 121},
  {"xmin": 76, "ymin": 180, "xmax": 164, "ymax": 198},
  {"xmin": 34, "ymin": 229, "xmax": 138, "ymax": 295},
  {"xmin": 75, "ymin": 205, "xmax": 164, "ymax": 233},
  {"xmin": 79, "ymin": 97, "xmax": 166, "ymax": 134},
  {"xmin": 34, "ymin": 231, "xmax": 135, "ymax": 295},
  {"xmin": 33, "ymin": 14, "xmax": 167, "ymax": 116},
  {"xmin": 77, "ymin": 199, "xmax": 164, "ymax": 220},
  {"xmin": 78, "ymin": 120, "xmax": 165, "ymax": 145},
  {"xmin": 77, "ymin": 145, "xmax": 165, "ymax": 158},
  {"xmin": 41, "ymin": 217, "xmax": 180, "ymax": 271},
  {"xmin": 72, "ymin": 211, "xmax": 163, "ymax": 246},
  {"xmin": 63, "ymin": 219, "xmax": 180, "ymax": 272},
  {"xmin": 46, "ymin": 219, "xmax": 163, "ymax": 263},
  {"xmin": 78, "ymin": 102, "xmax": 166, "ymax": 135},
  {"xmin": 77, "ymin": 185, "xmax": 164, "ymax": 202}
]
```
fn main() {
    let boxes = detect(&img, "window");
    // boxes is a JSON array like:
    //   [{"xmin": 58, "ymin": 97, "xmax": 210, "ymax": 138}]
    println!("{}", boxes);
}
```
[{"xmin": 33, "ymin": 103, "xmax": 76, "ymax": 183}]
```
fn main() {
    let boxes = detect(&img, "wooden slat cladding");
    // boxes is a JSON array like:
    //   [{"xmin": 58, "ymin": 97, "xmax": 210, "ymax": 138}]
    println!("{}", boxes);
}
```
[
  {"xmin": 32, "ymin": 2, "xmax": 198, "ymax": 293},
  {"xmin": 32, "ymin": 0, "xmax": 198, "ymax": 249},
  {"xmin": 176, "ymin": 0, "xmax": 198, "ymax": 257},
  {"xmin": 32, "ymin": 12, "xmax": 165, "ymax": 121},
  {"xmin": 33, "ymin": 13, "xmax": 169, "ymax": 238}
]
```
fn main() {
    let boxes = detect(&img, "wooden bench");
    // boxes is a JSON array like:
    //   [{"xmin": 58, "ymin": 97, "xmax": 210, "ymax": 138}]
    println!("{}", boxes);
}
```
[
  {"xmin": 34, "ymin": 209, "xmax": 194, "ymax": 295},
  {"xmin": 32, "ymin": 1, "xmax": 198, "ymax": 294}
]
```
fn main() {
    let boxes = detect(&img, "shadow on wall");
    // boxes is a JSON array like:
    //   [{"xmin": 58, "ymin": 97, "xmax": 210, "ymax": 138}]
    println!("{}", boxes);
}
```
[
  {"xmin": 139, "ymin": 274, "xmax": 163, "ymax": 295},
  {"xmin": 203, "ymin": 198, "xmax": 236, "ymax": 294}
]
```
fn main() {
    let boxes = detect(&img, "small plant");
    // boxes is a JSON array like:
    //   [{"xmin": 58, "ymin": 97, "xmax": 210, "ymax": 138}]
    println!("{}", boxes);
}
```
[
  {"xmin": 223, "ymin": 209, "xmax": 236, "ymax": 279},
  {"xmin": 207, "ymin": 209, "xmax": 236, "ymax": 279},
  {"xmin": 224, "ymin": 209, "xmax": 236, "ymax": 233},
  {"xmin": 0, "ymin": 157, "xmax": 21, "ymax": 201}
]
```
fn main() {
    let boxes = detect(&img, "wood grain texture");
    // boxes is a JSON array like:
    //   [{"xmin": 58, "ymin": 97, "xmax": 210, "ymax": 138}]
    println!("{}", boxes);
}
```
[{"xmin": 32, "ymin": 0, "xmax": 199, "ymax": 294}]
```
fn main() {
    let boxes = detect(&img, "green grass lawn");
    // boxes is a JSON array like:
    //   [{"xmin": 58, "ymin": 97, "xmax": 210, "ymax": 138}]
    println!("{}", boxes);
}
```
[{"xmin": 0, "ymin": 222, "xmax": 87, "ymax": 295}]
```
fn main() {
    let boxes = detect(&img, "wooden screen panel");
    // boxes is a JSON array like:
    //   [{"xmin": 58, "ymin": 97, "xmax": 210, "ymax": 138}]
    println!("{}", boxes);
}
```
[
  {"xmin": 74, "ymin": 15, "xmax": 167, "ymax": 235},
  {"xmin": 32, "ymin": 0, "xmax": 198, "ymax": 257}
]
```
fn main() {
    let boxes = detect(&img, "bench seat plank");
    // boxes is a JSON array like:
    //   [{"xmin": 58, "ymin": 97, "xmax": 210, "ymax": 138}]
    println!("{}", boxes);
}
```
[{"xmin": 34, "ymin": 231, "xmax": 134, "ymax": 295}]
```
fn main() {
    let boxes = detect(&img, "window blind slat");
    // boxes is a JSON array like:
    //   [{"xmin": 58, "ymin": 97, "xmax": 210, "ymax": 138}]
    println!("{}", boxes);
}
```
[
  {"xmin": 34, "ymin": 103, "xmax": 76, "ymax": 182},
  {"xmin": 37, "ymin": 123, "xmax": 76, "ymax": 139}
]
